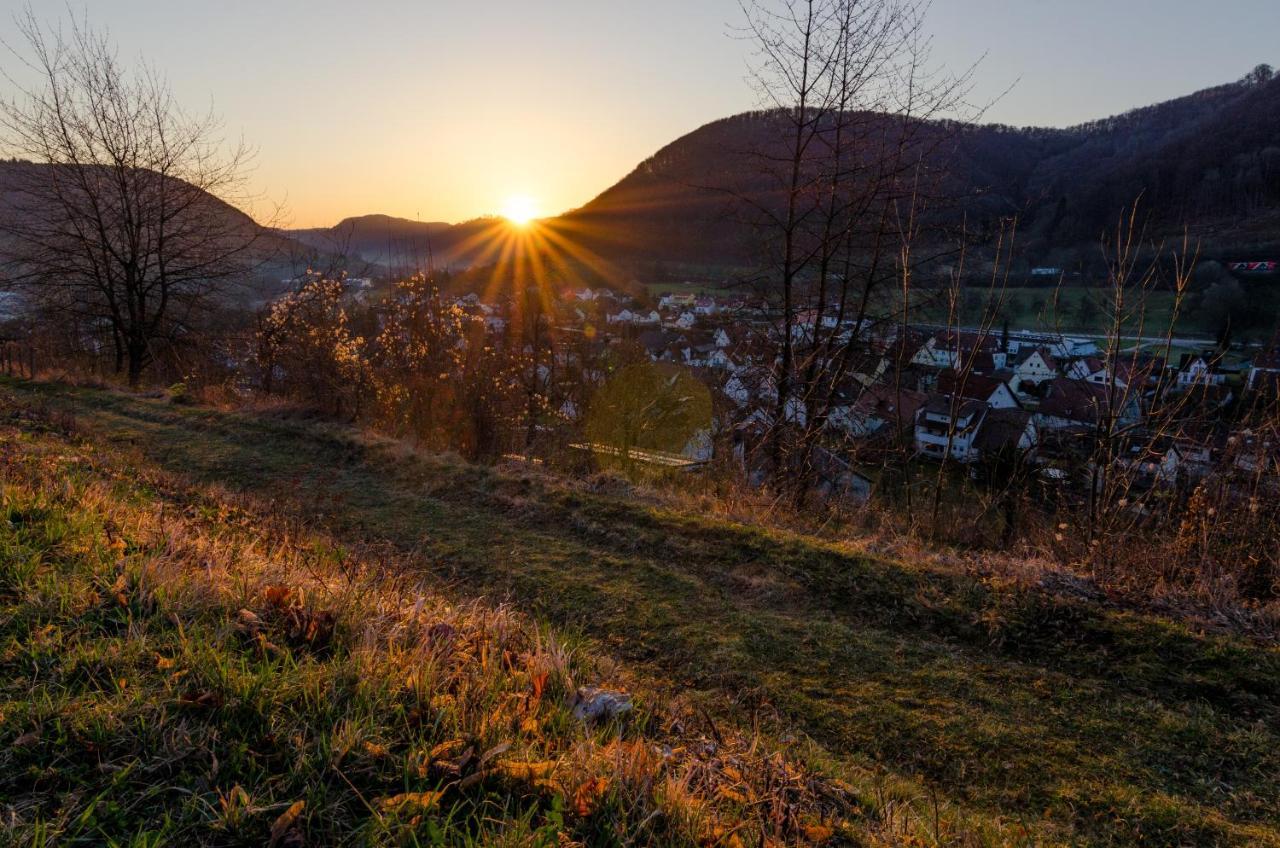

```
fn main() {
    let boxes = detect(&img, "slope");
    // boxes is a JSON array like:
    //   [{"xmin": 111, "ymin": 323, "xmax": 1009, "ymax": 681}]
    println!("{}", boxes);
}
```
[{"xmin": 3, "ymin": 378, "xmax": 1278, "ymax": 846}]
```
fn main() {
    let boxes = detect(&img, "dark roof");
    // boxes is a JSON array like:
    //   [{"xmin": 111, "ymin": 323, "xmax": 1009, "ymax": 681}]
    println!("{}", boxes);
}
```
[
  {"xmin": 637, "ymin": 330, "xmax": 673, "ymax": 351},
  {"xmin": 922, "ymin": 394, "xmax": 988, "ymax": 421},
  {"xmin": 1038, "ymin": 378, "xmax": 1119, "ymax": 424},
  {"xmin": 935, "ymin": 370, "xmax": 1016, "ymax": 405},
  {"xmin": 975, "ymin": 408, "xmax": 1033, "ymax": 453},
  {"xmin": 849, "ymin": 382, "xmax": 928, "ymax": 427},
  {"xmin": 1254, "ymin": 349, "xmax": 1280, "ymax": 370}
]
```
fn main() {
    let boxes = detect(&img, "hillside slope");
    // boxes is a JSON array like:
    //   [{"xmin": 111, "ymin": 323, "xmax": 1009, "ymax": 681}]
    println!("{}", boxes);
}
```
[
  {"xmin": 564, "ymin": 68, "xmax": 1280, "ymax": 266},
  {"xmin": 3, "ymin": 378, "xmax": 1280, "ymax": 846}
]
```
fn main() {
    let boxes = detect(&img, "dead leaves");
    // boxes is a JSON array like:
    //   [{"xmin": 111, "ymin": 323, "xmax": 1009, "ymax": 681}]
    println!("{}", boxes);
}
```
[
  {"xmin": 235, "ymin": 586, "xmax": 336, "ymax": 655},
  {"xmin": 177, "ymin": 688, "xmax": 224, "ymax": 710},
  {"xmin": 376, "ymin": 791, "xmax": 444, "ymax": 816},
  {"xmin": 572, "ymin": 776, "xmax": 610, "ymax": 817},
  {"xmin": 269, "ymin": 800, "xmax": 306, "ymax": 847},
  {"xmin": 494, "ymin": 759, "xmax": 558, "ymax": 784}
]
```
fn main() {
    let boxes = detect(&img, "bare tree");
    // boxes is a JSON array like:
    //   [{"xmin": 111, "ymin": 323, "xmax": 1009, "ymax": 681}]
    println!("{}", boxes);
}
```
[
  {"xmin": 0, "ymin": 11, "xmax": 272, "ymax": 385},
  {"xmin": 737, "ymin": 0, "xmax": 976, "ymax": 498}
]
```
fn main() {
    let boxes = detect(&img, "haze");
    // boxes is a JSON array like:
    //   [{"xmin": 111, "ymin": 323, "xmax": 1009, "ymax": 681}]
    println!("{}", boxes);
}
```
[{"xmin": 2, "ymin": 0, "xmax": 1275, "ymax": 227}]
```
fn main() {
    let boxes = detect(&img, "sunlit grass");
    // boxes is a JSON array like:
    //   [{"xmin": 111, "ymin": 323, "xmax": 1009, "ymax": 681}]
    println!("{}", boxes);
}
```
[{"xmin": 4, "ymin": 378, "xmax": 1280, "ymax": 846}]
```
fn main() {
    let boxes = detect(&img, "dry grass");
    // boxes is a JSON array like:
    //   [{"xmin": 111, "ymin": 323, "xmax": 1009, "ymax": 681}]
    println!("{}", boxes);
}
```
[
  {"xmin": 0, "ymin": 397, "xmax": 856, "ymax": 846},
  {"xmin": 5, "ymin": 378, "xmax": 1280, "ymax": 847}
]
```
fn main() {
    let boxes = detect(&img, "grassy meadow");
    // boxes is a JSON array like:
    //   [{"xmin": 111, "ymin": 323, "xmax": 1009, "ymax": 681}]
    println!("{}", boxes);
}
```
[{"xmin": 3, "ymin": 378, "xmax": 1279, "ymax": 846}]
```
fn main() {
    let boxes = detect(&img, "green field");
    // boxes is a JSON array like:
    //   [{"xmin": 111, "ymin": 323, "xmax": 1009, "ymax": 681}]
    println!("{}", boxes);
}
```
[{"xmin": 4, "ymin": 379, "xmax": 1280, "ymax": 846}]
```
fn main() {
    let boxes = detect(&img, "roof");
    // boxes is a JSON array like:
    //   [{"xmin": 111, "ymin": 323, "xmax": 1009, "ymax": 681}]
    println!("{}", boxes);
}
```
[
  {"xmin": 1038, "ymin": 378, "xmax": 1119, "ymax": 424},
  {"xmin": 1016, "ymin": 346, "xmax": 1059, "ymax": 370},
  {"xmin": 921, "ymin": 394, "xmax": 988, "ymax": 421},
  {"xmin": 849, "ymin": 382, "xmax": 928, "ymax": 427},
  {"xmin": 935, "ymin": 370, "xmax": 1016, "ymax": 404},
  {"xmin": 1254, "ymin": 349, "xmax": 1280, "ymax": 371},
  {"xmin": 975, "ymin": 408, "xmax": 1033, "ymax": 453}
]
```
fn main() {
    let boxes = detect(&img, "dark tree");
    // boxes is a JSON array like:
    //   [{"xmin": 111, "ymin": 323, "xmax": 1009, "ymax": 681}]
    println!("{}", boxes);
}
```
[{"xmin": 0, "ymin": 12, "xmax": 271, "ymax": 385}]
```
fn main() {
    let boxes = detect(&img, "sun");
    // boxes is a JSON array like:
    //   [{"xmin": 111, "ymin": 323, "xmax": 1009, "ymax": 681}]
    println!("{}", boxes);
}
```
[{"xmin": 501, "ymin": 194, "xmax": 539, "ymax": 227}]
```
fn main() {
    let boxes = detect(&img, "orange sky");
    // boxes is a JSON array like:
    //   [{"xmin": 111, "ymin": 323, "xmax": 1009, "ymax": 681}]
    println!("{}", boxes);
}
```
[{"xmin": 3, "ymin": 0, "xmax": 1275, "ymax": 228}]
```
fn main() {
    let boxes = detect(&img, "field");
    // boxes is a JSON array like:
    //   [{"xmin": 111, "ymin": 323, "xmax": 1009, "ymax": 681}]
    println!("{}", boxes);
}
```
[
  {"xmin": 3, "ymin": 378, "xmax": 1280, "ymax": 846},
  {"xmin": 647, "ymin": 278, "xmax": 1280, "ymax": 341}
]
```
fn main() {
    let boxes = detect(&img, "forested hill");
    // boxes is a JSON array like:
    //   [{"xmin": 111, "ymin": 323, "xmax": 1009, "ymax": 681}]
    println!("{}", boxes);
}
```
[{"xmin": 558, "ymin": 65, "xmax": 1280, "ymax": 268}]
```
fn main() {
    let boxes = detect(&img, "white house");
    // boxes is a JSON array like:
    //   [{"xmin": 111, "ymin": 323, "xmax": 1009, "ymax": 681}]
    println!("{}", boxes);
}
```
[
  {"xmin": 935, "ymin": 371, "xmax": 1021, "ymax": 410},
  {"xmin": 1176, "ymin": 354, "xmax": 1226, "ymax": 388},
  {"xmin": 1014, "ymin": 348, "xmax": 1059, "ymax": 385},
  {"xmin": 914, "ymin": 396, "xmax": 988, "ymax": 462}
]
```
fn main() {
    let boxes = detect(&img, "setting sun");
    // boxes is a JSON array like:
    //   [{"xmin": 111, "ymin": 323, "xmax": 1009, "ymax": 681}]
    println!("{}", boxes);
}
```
[{"xmin": 501, "ymin": 194, "xmax": 539, "ymax": 226}]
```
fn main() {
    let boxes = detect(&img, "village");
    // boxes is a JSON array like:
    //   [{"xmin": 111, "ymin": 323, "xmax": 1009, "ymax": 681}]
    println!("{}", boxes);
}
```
[{"xmin": 429, "ymin": 281, "xmax": 1280, "ymax": 504}]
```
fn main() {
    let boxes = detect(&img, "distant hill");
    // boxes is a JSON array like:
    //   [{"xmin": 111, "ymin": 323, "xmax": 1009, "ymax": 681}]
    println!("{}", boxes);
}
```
[
  {"xmin": 290, "ymin": 213, "xmax": 520, "ymax": 272},
  {"xmin": 308, "ymin": 67, "xmax": 1280, "ymax": 275},
  {"xmin": 0, "ymin": 160, "xmax": 319, "ymax": 304}
]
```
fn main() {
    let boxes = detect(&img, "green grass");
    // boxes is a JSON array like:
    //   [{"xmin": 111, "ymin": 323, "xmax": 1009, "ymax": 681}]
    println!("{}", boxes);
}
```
[
  {"xmin": 4, "ymin": 378, "xmax": 1280, "ymax": 846},
  {"xmin": 910, "ymin": 285, "xmax": 1280, "ymax": 338}
]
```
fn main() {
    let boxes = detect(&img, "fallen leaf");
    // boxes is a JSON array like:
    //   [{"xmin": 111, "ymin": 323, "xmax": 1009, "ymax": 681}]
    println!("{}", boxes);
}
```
[
  {"xmin": 429, "ymin": 738, "xmax": 466, "ymax": 760},
  {"xmin": 573, "ymin": 776, "xmax": 610, "ymax": 817},
  {"xmin": 717, "ymin": 786, "xmax": 749, "ymax": 805},
  {"xmin": 377, "ymin": 791, "xmax": 443, "ymax": 815},
  {"xmin": 800, "ymin": 822, "xmax": 834, "ymax": 843},
  {"xmin": 264, "ymin": 584, "xmax": 295, "ymax": 608},
  {"xmin": 269, "ymin": 800, "xmax": 305, "ymax": 847},
  {"xmin": 495, "ymin": 760, "xmax": 557, "ymax": 782},
  {"xmin": 155, "ymin": 655, "xmax": 175, "ymax": 670},
  {"xmin": 478, "ymin": 741, "xmax": 510, "ymax": 767},
  {"xmin": 178, "ymin": 689, "xmax": 224, "ymax": 709}
]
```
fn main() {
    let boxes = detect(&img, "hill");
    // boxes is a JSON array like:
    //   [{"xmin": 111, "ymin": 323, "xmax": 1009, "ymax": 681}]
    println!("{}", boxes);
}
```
[
  {"xmin": 3, "ymin": 377, "xmax": 1278, "ymax": 846},
  {"xmin": 0, "ymin": 160, "xmax": 328, "ymax": 306},
  {"xmin": 565, "ymin": 66, "xmax": 1280, "ymax": 268},
  {"xmin": 307, "ymin": 67, "xmax": 1280, "ymax": 274}
]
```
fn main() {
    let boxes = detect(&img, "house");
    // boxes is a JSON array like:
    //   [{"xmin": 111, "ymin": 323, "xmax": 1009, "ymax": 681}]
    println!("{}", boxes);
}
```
[
  {"xmin": 1067, "ymin": 355, "xmax": 1154, "ymax": 390},
  {"xmin": 911, "ymin": 330, "xmax": 998, "ymax": 370},
  {"xmin": 809, "ymin": 446, "xmax": 873, "ymax": 502},
  {"xmin": 694, "ymin": 296, "xmax": 718, "ymax": 316},
  {"xmin": 1035, "ymin": 378, "xmax": 1141, "ymax": 430},
  {"xmin": 658, "ymin": 293, "xmax": 696, "ymax": 311},
  {"xmin": 1014, "ymin": 347, "xmax": 1059, "ymax": 385},
  {"xmin": 1175, "ymin": 352, "xmax": 1227, "ymax": 388},
  {"xmin": 914, "ymin": 395, "xmax": 988, "ymax": 462},
  {"xmin": 935, "ymin": 370, "xmax": 1021, "ymax": 409},
  {"xmin": 967, "ymin": 350, "xmax": 1009, "ymax": 375},
  {"xmin": 1117, "ymin": 436, "xmax": 1185, "ymax": 487},
  {"xmin": 973, "ymin": 408, "xmax": 1038, "ymax": 460},
  {"xmin": 1248, "ymin": 345, "xmax": 1280, "ymax": 391},
  {"xmin": 674, "ymin": 311, "xmax": 697, "ymax": 330},
  {"xmin": 828, "ymin": 382, "xmax": 927, "ymax": 439}
]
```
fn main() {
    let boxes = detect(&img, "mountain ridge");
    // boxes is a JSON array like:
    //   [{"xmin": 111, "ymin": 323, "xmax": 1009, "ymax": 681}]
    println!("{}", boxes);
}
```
[{"xmin": 291, "ymin": 66, "xmax": 1280, "ymax": 272}]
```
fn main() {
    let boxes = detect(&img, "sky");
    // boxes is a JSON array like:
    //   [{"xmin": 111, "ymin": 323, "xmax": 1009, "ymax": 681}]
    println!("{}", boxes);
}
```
[{"xmin": 1, "ymin": 0, "xmax": 1277, "ymax": 228}]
